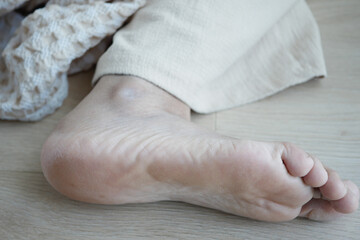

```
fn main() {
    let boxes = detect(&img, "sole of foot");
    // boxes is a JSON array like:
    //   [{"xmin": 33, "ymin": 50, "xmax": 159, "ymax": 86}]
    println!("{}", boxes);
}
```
[{"xmin": 41, "ymin": 76, "xmax": 359, "ymax": 222}]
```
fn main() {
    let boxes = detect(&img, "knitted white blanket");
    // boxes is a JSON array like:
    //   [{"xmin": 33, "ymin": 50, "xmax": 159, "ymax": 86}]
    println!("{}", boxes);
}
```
[{"xmin": 0, "ymin": 0, "xmax": 145, "ymax": 121}]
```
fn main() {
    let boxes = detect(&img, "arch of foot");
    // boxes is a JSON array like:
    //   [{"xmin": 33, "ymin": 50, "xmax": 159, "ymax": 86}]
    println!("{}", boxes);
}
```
[{"xmin": 0, "ymin": 0, "xmax": 145, "ymax": 121}]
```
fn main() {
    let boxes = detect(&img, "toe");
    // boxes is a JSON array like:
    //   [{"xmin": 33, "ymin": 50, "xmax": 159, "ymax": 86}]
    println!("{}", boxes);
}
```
[
  {"xmin": 299, "ymin": 181, "xmax": 359, "ymax": 220},
  {"xmin": 281, "ymin": 142, "xmax": 314, "ymax": 177},
  {"xmin": 320, "ymin": 168, "xmax": 347, "ymax": 200},
  {"xmin": 303, "ymin": 157, "xmax": 328, "ymax": 187},
  {"xmin": 299, "ymin": 198, "xmax": 343, "ymax": 221},
  {"xmin": 330, "ymin": 180, "xmax": 359, "ymax": 214}
]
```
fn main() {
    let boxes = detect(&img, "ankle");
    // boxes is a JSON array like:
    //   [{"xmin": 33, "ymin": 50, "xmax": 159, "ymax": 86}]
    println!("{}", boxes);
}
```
[{"xmin": 97, "ymin": 75, "xmax": 191, "ymax": 120}]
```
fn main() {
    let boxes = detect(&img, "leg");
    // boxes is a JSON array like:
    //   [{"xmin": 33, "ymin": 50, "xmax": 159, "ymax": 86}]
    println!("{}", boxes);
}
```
[{"xmin": 41, "ymin": 75, "xmax": 359, "ymax": 222}]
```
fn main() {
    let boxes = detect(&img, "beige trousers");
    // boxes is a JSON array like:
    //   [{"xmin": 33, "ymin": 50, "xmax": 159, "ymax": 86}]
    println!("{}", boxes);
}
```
[{"xmin": 93, "ymin": 0, "xmax": 326, "ymax": 113}]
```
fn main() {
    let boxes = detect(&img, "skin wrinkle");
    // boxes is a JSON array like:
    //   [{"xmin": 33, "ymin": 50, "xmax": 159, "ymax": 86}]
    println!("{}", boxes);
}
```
[{"xmin": 40, "ymin": 76, "xmax": 359, "ymax": 221}]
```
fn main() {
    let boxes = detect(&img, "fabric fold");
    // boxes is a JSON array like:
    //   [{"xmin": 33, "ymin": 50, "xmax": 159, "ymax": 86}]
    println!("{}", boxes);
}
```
[{"xmin": 93, "ymin": 0, "xmax": 326, "ymax": 113}]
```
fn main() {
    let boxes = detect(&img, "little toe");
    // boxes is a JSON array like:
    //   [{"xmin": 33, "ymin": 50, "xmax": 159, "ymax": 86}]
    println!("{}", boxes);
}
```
[
  {"xmin": 303, "ymin": 157, "xmax": 328, "ymax": 187},
  {"xmin": 299, "ymin": 198, "xmax": 343, "ymax": 221},
  {"xmin": 320, "ymin": 168, "xmax": 347, "ymax": 200},
  {"xmin": 281, "ymin": 143, "xmax": 314, "ymax": 177},
  {"xmin": 330, "ymin": 180, "xmax": 359, "ymax": 214}
]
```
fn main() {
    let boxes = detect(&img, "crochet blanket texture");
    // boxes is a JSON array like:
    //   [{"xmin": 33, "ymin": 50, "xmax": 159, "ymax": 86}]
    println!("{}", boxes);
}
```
[{"xmin": 0, "ymin": 0, "xmax": 145, "ymax": 121}]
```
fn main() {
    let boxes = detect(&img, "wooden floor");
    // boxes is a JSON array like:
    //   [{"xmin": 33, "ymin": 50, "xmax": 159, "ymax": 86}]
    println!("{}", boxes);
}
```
[{"xmin": 1, "ymin": 0, "xmax": 359, "ymax": 239}]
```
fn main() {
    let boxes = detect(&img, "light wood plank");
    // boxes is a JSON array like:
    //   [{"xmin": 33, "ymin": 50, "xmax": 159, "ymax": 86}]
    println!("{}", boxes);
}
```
[
  {"xmin": 0, "ymin": 0, "xmax": 359, "ymax": 239},
  {"xmin": 1, "ymin": 171, "xmax": 359, "ymax": 240}
]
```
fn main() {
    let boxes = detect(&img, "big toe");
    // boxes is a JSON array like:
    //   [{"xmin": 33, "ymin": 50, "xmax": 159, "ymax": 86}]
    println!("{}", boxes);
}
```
[
  {"xmin": 299, "ymin": 181, "xmax": 359, "ymax": 221},
  {"xmin": 299, "ymin": 198, "xmax": 343, "ymax": 221}
]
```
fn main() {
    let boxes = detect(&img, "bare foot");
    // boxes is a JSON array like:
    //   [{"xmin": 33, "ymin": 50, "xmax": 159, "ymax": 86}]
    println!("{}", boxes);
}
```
[{"xmin": 41, "ymin": 76, "xmax": 359, "ymax": 222}]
